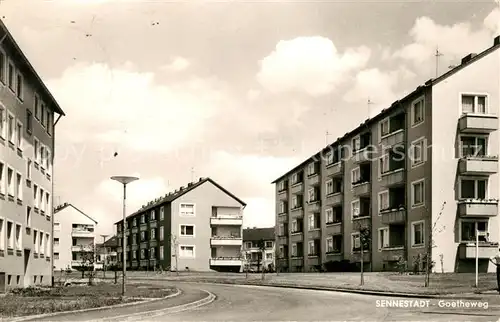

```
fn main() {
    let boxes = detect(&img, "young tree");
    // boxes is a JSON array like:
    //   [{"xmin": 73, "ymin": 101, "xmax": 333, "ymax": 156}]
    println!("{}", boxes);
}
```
[
  {"xmin": 423, "ymin": 201, "xmax": 446, "ymax": 287},
  {"xmin": 169, "ymin": 233, "xmax": 180, "ymax": 276},
  {"xmin": 79, "ymin": 243, "xmax": 99, "ymax": 285},
  {"xmin": 354, "ymin": 221, "xmax": 371, "ymax": 286},
  {"xmin": 241, "ymin": 249, "xmax": 250, "ymax": 279},
  {"xmin": 258, "ymin": 239, "xmax": 266, "ymax": 280},
  {"xmin": 274, "ymin": 247, "xmax": 282, "ymax": 276}
]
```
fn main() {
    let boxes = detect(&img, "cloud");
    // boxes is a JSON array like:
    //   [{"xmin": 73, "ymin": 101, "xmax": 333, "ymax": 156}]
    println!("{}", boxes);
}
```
[
  {"xmin": 256, "ymin": 36, "xmax": 371, "ymax": 96},
  {"xmin": 48, "ymin": 62, "xmax": 228, "ymax": 153},
  {"xmin": 162, "ymin": 56, "xmax": 190, "ymax": 72},
  {"xmin": 393, "ymin": 9, "xmax": 499, "ymax": 66},
  {"xmin": 242, "ymin": 197, "xmax": 275, "ymax": 229}
]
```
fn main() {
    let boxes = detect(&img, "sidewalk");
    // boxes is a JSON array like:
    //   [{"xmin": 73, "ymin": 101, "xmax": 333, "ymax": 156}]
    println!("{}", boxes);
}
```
[{"xmin": 18, "ymin": 287, "xmax": 209, "ymax": 321}]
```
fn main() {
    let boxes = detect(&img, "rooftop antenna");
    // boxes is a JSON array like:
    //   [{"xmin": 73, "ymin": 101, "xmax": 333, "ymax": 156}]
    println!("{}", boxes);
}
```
[
  {"xmin": 325, "ymin": 131, "xmax": 331, "ymax": 145},
  {"xmin": 191, "ymin": 167, "xmax": 195, "ymax": 182},
  {"xmin": 367, "ymin": 98, "xmax": 374, "ymax": 117},
  {"xmin": 435, "ymin": 47, "xmax": 443, "ymax": 78}
]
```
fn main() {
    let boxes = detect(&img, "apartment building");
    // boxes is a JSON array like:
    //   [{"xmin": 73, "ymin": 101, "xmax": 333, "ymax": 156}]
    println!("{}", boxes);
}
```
[
  {"xmin": 96, "ymin": 236, "xmax": 118, "ymax": 270},
  {"xmin": 53, "ymin": 203, "xmax": 98, "ymax": 271},
  {"xmin": 0, "ymin": 19, "xmax": 65, "ymax": 291},
  {"xmin": 115, "ymin": 177, "xmax": 246, "ymax": 272},
  {"xmin": 242, "ymin": 227, "xmax": 276, "ymax": 272},
  {"xmin": 274, "ymin": 35, "xmax": 500, "ymax": 274}
]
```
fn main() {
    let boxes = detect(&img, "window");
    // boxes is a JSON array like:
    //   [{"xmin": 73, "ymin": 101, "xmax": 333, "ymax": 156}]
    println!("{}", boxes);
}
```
[
  {"xmin": 291, "ymin": 219, "xmax": 298, "ymax": 232},
  {"xmin": 26, "ymin": 159, "xmax": 32, "ymax": 182},
  {"xmin": 291, "ymin": 194, "xmax": 302, "ymax": 209},
  {"xmin": 33, "ymin": 184, "xmax": 38, "ymax": 208},
  {"xmin": 26, "ymin": 110, "xmax": 32, "ymax": 134},
  {"xmin": 352, "ymin": 233, "xmax": 360, "ymax": 251},
  {"xmin": 325, "ymin": 208, "xmax": 334, "ymax": 224},
  {"xmin": 33, "ymin": 230, "xmax": 39, "ymax": 253},
  {"xmin": 40, "ymin": 146, "xmax": 45, "ymax": 168},
  {"xmin": 47, "ymin": 113, "xmax": 52, "ymax": 136},
  {"xmin": 378, "ymin": 227, "xmax": 389, "ymax": 249},
  {"xmin": 34, "ymin": 138, "xmax": 39, "ymax": 164},
  {"xmin": 15, "ymin": 224, "xmax": 22, "ymax": 250},
  {"xmin": 411, "ymin": 180, "xmax": 424, "ymax": 207},
  {"xmin": 380, "ymin": 118, "xmax": 389, "ymax": 137},
  {"xmin": 0, "ymin": 218, "xmax": 4, "ymax": 251},
  {"xmin": 308, "ymin": 240, "xmax": 316, "ymax": 256},
  {"xmin": 0, "ymin": 162, "xmax": 4, "ymax": 195},
  {"xmin": 412, "ymin": 98, "xmax": 424, "ymax": 125},
  {"xmin": 378, "ymin": 191, "xmax": 389, "ymax": 212},
  {"xmin": 133, "ymin": 218, "xmax": 137, "ymax": 227},
  {"xmin": 326, "ymin": 179, "xmax": 333, "ymax": 195},
  {"xmin": 7, "ymin": 62, "xmax": 14, "ymax": 91},
  {"xmin": 245, "ymin": 241, "xmax": 252, "ymax": 249},
  {"xmin": 45, "ymin": 109, "xmax": 50, "ymax": 129},
  {"xmin": 462, "ymin": 94, "xmax": 487, "ymax": 114},
  {"xmin": 180, "ymin": 225, "xmax": 194, "ymax": 236},
  {"xmin": 266, "ymin": 253, "xmax": 273, "ymax": 260},
  {"xmin": 45, "ymin": 233, "xmax": 50, "ymax": 256},
  {"xmin": 351, "ymin": 168, "xmax": 360, "ymax": 185},
  {"xmin": 460, "ymin": 136, "xmax": 487, "ymax": 157},
  {"xmin": 159, "ymin": 246, "xmax": 164, "ymax": 260},
  {"xmin": 16, "ymin": 172, "xmax": 22, "ymax": 200},
  {"xmin": 379, "ymin": 154, "xmax": 389, "ymax": 174},
  {"xmin": 54, "ymin": 252, "xmax": 59, "ymax": 259},
  {"xmin": 140, "ymin": 231, "xmax": 146, "ymax": 241},
  {"xmin": 278, "ymin": 180, "xmax": 285, "ymax": 191},
  {"xmin": 180, "ymin": 203, "xmax": 195, "ymax": 216},
  {"xmin": 265, "ymin": 241, "xmax": 273, "ymax": 248},
  {"xmin": 0, "ymin": 50, "xmax": 5, "ymax": 83},
  {"xmin": 307, "ymin": 163, "xmax": 316, "ymax": 176},
  {"xmin": 53, "ymin": 237, "xmax": 59, "ymax": 245},
  {"xmin": 352, "ymin": 136, "xmax": 360, "ymax": 152},
  {"xmin": 39, "ymin": 188, "xmax": 44, "ymax": 212},
  {"xmin": 326, "ymin": 152, "xmax": 334, "ymax": 165},
  {"xmin": 308, "ymin": 188, "xmax": 316, "ymax": 202},
  {"xmin": 460, "ymin": 177, "xmax": 487, "ymax": 199},
  {"xmin": 411, "ymin": 221, "xmax": 424, "ymax": 246},
  {"xmin": 34, "ymin": 95, "xmax": 40, "ymax": 120},
  {"xmin": 278, "ymin": 223, "xmax": 284, "ymax": 236},
  {"xmin": 140, "ymin": 249, "xmax": 145, "ymax": 259},
  {"xmin": 40, "ymin": 103, "xmax": 45, "ymax": 127},
  {"xmin": 351, "ymin": 200, "xmax": 360, "ymax": 219},
  {"xmin": 7, "ymin": 167, "xmax": 14, "ymax": 197},
  {"xmin": 150, "ymin": 228, "xmax": 156, "ymax": 240},
  {"xmin": 460, "ymin": 220, "xmax": 488, "ymax": 242},
  {"xmin": 7, "ymin": 222, "xmax": 14, "ymax": 250},
  {"xmin": 140, "ymin": 214, "xmax": 145, "ymax": 224},
  {"xmin": 15, "ymin": 121, "xmax": 22, "ymax": 149},
  {"xmin": 291, "ymin": 243, "xmax": 297, "ymax": 257},
  {"xmin": 16, "ymin": 73, "xmax": 23, "ymax": 101},
  {"xmin": 26, "ymin": 206, "xmax": 31, "ymax": 227},
  {"xmin": 411, "ymin": 139, "xmax": 425, "ymax": 166},
  {"xmin": 179, "ymin": 245, "xmax": 195, "ymax": 258},
  {"xmin": 150, "ymin": 247, "xmax": 156, "ymax": 259},
  {"xmin": 0, "ymin": 105, "xmax": 5, "ymax": 139},
  {"xmin": 7, "ymin": 113, "xmax": 14, "ymax": 143},
  {"xmin": 150, "ymin": 210, "xmax": 155, "ymax": 221},
  {"xmin": 308, "ymin": 214, "xmax": 315, "ymax": 230},
  {"xmin": 291, "ymin": 173, "xmax": 298, "ymax": 184},
  {"xmin": 159, "ymin": 226, "xmax": 164, "ymax": 241},
  {"xmin": 326, "ymin": 237, "xmax": 334, "ymax": 253},
  {"xmin": 160, "ymin": 206, "xmax": 164, "ymax": 220}
]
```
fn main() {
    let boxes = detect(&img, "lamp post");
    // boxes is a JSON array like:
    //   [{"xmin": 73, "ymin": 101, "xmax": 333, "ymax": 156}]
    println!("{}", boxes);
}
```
[
  {"xmin": 110, "ymin": 176, "xmax": 139, "ymax": 297},
  {"xmin": 100, "ymin": 234, "xmax": 109, "ymax": 278}
]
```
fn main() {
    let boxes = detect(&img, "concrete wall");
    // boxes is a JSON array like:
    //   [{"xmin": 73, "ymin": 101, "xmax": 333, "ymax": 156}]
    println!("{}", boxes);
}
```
[{"xmin": 432, "ymin": 49, "xmax": 500, "ymax": 273}]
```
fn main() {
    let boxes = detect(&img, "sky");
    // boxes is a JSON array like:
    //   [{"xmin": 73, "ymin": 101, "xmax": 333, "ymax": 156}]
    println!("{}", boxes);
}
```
[{"xmin": 1, "ymin": 0, "xmax": 499, "ymax": 238}]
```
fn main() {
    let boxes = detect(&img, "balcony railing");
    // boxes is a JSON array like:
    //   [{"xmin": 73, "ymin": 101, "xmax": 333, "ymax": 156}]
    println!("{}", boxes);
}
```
[
  {"xmin": 458, "ymin": 156, "xmax": 498, "ymax": 175},
  {"xmin": 458, "ymin": 199, "xmax": 498, "ymax": 217},
  {"xmin": 459, "ymin": 242, "xmax": 499, "ymax": 259},
  {"xmin": 380, "ymin": 206, "xmax": 406, "ymax": 224},
  {"xmin": 458, "ymin": 113, "xmax": 498, "ymax": 133},
  {"xmin": 210, "ymin": 214, "xmax": 243, "ymax": 225},
  {"xmin": 380, "ymin": 129, "xmax": 404, "ymax": 148},
  {"xmin": 210, "ymin": 257, "xmax": 242, "ymax": 266},
  {"xmin": 380, "ymin": 168, "xmax": 405, "ymax": 187},
  {"xmin": 210, "ymin": 236, "xmax": 242, "ymax": 246}
]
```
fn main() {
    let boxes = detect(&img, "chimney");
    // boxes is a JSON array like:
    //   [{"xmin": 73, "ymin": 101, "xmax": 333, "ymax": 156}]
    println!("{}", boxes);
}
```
[
  {"xmin": 461, "ymin": 53, "xmax": 477, "ymax": 65},
  {"xmin": 495, "ymin": 35, "xmax": 500, "ymax": 46},
  {"xmin": 199, "ymin": 177, "xmax": 203, "ymax": 182},
  {"xmin": 188, "ymin": 182, "xmax": 193, "ymax": 187}
]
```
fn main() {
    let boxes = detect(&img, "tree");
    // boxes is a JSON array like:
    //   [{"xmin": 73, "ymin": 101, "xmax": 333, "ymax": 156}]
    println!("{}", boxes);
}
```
[
  {"xmin": 354, "ymin": 221, "xmax": 371, "ymax": 286},
  {"xmin": 274, "ymin": 247, "xmax": 282, "ymax": 276},
  {"xmin": 241, "ymin": 249, "xmax": 250, "ymax": 279},
  {"xmin": 423, "ymin": 201, "xmax": 446, "ymax": 287},
  {"xmin": 79, "ymin": 243, "xmax": 99, "ymax": 285},
  {"xmin": 257, "ymin": 239, "xmax": 266, "ymax": 280},
  {"xmin": 169, "ymin": 233, "xmax": 180, "ymax": 276}
]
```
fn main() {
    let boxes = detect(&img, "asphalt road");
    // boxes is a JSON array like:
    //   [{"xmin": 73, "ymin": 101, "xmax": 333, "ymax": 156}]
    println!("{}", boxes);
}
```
[{"xmin": 132, "ymin": 282, "xmax": 499, "ymax": 321}]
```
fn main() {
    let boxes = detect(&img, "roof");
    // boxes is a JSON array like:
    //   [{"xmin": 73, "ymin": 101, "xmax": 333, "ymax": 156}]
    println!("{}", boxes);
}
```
[
  {"xmin": 97, "ymin": 236, "xmax": 118, "ymax": 248},
  {"xmin": 0, "ymin": 19, "xmax": 65, "ymax": 116},
  {"xmin": 115, "ymin": 177, "xmax": 246, "ymax": 224},
  {"xmin": 53, "ymin": 203, "xmax": 98, "ymax": 224},
  {"xmin": 243, "ymin": 227, "xmax": 275, "ymax": 241},
  {"xmin": 272, "ymin": 35, "xmax": 500, "ymax": 184}
]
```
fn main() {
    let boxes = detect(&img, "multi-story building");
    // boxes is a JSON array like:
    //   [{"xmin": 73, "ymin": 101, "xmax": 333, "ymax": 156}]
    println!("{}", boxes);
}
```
[
  {"xmin": 96, "ymin": 235, "xmax": 118, "ymax": 270},
  {"xmin": 53, "ymin": 203, "xmax": 98, "ymax": 271},
  {"xmin": 0, "ymin": 19, "xmax": 65, "ymax": 291},
  {"xmin": 273, "ymin": 35, "xmax": 500, "ymax": 274},
  {"xmin": 115, "ymin": 177, "xmax": 246, "ymax": 273},
  {"xmin": 242, "ymin": 227, "xmax": 275, "ymax": 272}
]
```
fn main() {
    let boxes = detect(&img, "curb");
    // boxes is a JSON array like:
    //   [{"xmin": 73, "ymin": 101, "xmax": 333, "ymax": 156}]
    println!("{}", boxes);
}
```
[
  {"xmin": 98, "ymin": 289, "xmax": 217, "ymax": 321},
  {"xmin": 4, "ymin": 288, "xmax": 182, "ymax": 322}
]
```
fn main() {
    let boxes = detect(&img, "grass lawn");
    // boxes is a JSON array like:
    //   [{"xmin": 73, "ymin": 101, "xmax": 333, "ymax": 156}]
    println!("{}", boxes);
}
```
[{"xmin": 0, "ymin": 282, "xmax": 176, "ymax": 318}]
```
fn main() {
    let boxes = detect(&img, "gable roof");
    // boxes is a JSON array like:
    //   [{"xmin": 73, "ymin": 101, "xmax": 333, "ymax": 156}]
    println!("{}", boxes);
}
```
[
  {"xmin": 53, "ymin": 203, "xmax": 98, "ymax": 224},
  {"xmin": 0, "ymin": 19, "xmax": 65, "ymax": 116},
  {"xmin": 243, "ymin": 227, "xmax": 275, "ymax": 241},
  {"xmin": 115, "ymin": 177, "xmax": 246, "ymax": 224},
  {"xmin": 97, "ymin": 236, "xmax": 118, "ymax": 248},
  {"xmin": 272, "ymin": 35, "xmax": 500, "ymax": 184}
]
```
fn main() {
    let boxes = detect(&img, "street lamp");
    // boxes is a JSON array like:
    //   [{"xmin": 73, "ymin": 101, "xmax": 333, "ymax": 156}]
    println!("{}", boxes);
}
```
[{"xmin": 110, "ymin": 176, "xmax": 139, "ymax": 297}]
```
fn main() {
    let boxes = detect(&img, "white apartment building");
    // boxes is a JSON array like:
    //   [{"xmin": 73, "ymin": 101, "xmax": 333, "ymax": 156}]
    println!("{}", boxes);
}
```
[{"xmin": 53, "ymin": 203, "xmax": 98, "ymax": 271}]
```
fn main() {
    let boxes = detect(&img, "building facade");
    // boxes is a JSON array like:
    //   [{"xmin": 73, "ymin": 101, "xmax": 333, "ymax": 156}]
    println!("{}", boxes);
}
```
[
  {"xmin": 96, "ymin": 235, "xmax": 118, "ymax": 270},
  {"xmin": 116, "ymin": 177, "xmax": 246, "ymax": 273},
  {"xmin": 274, "ymin": 36, "xmax": 500, "ymax": 274},
  {"xmin": 53, "ymin": 203, "xmax": 98, "ymax": 272},
  {"xmin": 0, "ymin": 19, "xmax": 65, "ymax": 291},
  {"xmin": 242, "ymin": 227, "xmax": 276, "ymax": 272}
]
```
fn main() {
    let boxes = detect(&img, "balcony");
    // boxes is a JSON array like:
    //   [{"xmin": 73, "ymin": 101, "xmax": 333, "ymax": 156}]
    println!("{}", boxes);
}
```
[
  {"xmin": 210, "ymin": 214, "xmax": 243, "ymax": 226},
  {"xmin": 290, "ymin": 182, "xmax": 304, "ymax": 194},
  {"xmin": 458, "ymin": 157, "xmax": 498, "ymax": 175},
  {"xmin": 326, "ymin": 222, "xmax": 342, "ymax": 235},
  {"xmin": 290, "ymin": 232, "xmax": 304, "ymax": 243},
  {"xmin": 380, "ymin": 169, "xmax": 405, "ymax": 187},
  {"xmin": 352, "ymin": 181, "xmax": 370, "ymax": 196},
  {"xmin": 380, "ymin": 129, "xmax": 404, "ymax": 148},
  {"xmin": 326, "ymin": 192, "xmax": 343, "ymax": 206},
  {"xmin": 210, "ymin": 257, "xmax": 242, "ymax": 266},
  {"xmin": 458, "ymin": 114, "xmax": 498, "ymax": 134},
  {"xmin": 307, "ymin": 200, "xmax": 321, "ymax": 212},
  {"xmin": 71, "ymin": 229, "xmax": 94, "ymax": 237},
  {"xmin": 459, "ymin": 242, "xmax": 499, "ymax": 259},
  {"xmin": 380, "ymin": 207, "xmax": 406, "ymax": 224},
  {"xmin": 277, "ymin": 235, "xmax": 288, "ymax": 244},
  {"xmin": 458, "ymin": 199, "xmax": 498, "ymax": 217},
  {"xmin": 326, "ymin": 162, "xmax": 342, "ymax": 177},
  {"xmin": 277, "ymin": 214, "xmax": 288, "ymax": 223},
  {"xmin": 210, "ymin": 236, "xmax": 243, "ymax": 246},
  {"xmin": 71, "ymin": 245, "xmax": 93, "ymax": 252},
  {"xmin": 353, "ymin": 146, "xmax": 374, "ymax": 164},
  {"xmin": 307, "ymin": 174, "xmax": 320, "ymax": 186}
]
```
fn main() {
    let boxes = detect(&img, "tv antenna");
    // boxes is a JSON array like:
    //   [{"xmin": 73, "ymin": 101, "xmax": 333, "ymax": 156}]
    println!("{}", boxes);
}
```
[{"xmin": 435, "ymin": 48, "xmax": 443, "ymax": 78}]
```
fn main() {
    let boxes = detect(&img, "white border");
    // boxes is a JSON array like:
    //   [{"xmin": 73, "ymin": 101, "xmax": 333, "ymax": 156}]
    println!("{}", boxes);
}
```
[
  {"xmin": 179, "ymin": 244, "xmax": 196, "ymax": 258},
  {"xmin": 458, "ymin": 176, "xmax": 489, "ymax": 200},
  {"xmin": 179, "ymin": 202, "xmax": 196, "ymax": 217},
  {"xmin": 411, "ymin": 178, "xmax": 425, "ymax": 208},
  {"xmin": 378, "ymin": 227, "xmax": 389, "ymax": 250},
  {"xmin": 410, "ymin": 95, "xmax": 425, "ymax": 128},
  {"xmin": 377, "ymin": 190, "xmax": 389, "ymax": 214},
  {"xmin": 179, "ymin": 224, "xmax": 195, "ymax": 237},
  {"xmin": 411, "ymin": 219, "xmax": 425, "ymax": 248},
  {"xmin": 458, "ymin": 92, "xmax": 490, "ymax": 115},
  {"xmin": 351, "ymin": 232, "xmax": 360, "ymax": 252}
]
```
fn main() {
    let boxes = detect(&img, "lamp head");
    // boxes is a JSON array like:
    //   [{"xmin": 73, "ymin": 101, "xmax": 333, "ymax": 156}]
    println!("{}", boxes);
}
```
[{"xmin": 110, "ymin": 176, "xmax": 139, "ymax": 185}]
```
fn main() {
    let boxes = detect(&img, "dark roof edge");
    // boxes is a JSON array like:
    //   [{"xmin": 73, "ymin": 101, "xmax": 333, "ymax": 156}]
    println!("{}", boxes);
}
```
[
  {"xmin": 271, "ymin": 36, "xmax": 500, "ymax": 184},
  {"xmin": 0, "ymin": 19, "xmax": 65, "ymax": 116},
  {"xmin": 54, "ymin": 203, "xmax": 98, "ymax": 224}
]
